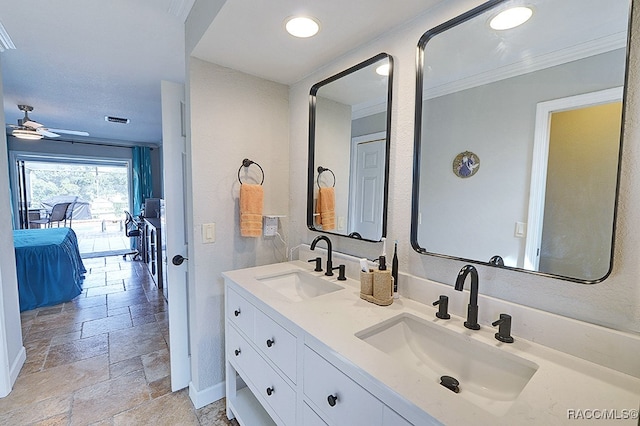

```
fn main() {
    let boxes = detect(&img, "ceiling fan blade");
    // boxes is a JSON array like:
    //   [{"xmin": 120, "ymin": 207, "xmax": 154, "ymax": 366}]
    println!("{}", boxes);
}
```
[
  {"xmin": 46, "ymin": 128, "xmax": 90, "ymax": 137},
  {"xmin": 36, "ymin": 128, "xmax": 60, "ymax": 138},
  {"xmin": 22, "ymin": 119, "xmax": 44, "ymax": 129}
]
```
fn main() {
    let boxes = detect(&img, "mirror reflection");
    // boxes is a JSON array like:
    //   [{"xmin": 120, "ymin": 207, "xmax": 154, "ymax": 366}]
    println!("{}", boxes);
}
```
[
  {"xmin": 308, "ymin": 53, "xmax": 392, "ymax": 242},
  {"xmin": 412, "ymin": 0, "xmax": 631, "ymax": 282}
]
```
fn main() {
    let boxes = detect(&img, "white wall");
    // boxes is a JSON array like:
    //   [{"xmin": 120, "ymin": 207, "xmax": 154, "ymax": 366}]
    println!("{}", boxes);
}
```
[
  {"xmin": 186, "ymin": 57, "xmax": 289, "ymax": 403},
  {"xmin": 0, "ymin": 57, "xmax": 26, "ymax": 397},
  {"xmin": 289, "ymin": 0, "xmax": 640, "ymax": 333},
  {"xmin": 418, "ymin": 50, "xmax": 624, "ymax": 268},
  {"xmin": 314, "ymin": 97, "xmax": 351, "ymax": 230}
]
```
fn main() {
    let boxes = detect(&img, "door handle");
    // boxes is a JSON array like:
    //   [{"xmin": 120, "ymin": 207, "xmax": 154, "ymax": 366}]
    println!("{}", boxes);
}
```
[{"xmin": 172, "ymin": 254, "xmax": 188, "ymax": 266}]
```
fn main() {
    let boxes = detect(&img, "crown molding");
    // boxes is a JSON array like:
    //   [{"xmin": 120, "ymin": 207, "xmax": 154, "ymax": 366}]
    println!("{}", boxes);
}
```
[{"xmin": 423, "ymin": 33, "xmax": 626, "ymax": 100}]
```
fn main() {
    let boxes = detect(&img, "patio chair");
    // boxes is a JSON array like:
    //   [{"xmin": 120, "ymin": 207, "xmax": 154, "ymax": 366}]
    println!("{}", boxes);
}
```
[
  {"xmin": 123, "ymin": 210, "xmax": 142, "ymax": 260},
  {"xmin": 30, "ymin": 202, "xmax": 72, "ymax": 228}
]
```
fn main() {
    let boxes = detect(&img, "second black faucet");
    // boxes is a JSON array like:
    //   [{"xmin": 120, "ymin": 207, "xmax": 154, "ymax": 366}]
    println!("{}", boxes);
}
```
[{"xmin": 454, "ymin": 264, "xmax": 481, "ymax": 330}]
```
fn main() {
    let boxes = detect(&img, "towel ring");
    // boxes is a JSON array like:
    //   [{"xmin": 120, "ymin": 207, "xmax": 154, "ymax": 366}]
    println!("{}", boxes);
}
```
[
  {"xmin": 316, "ymin": 166, "xmax": 335, "ymax": 188},
  {"xmin": 238, "ymin": 158, "xmax": 264, "ymax": 185}
]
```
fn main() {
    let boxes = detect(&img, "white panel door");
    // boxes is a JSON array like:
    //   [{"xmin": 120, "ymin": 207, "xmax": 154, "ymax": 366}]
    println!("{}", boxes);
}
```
[
  {"xmin": 161, "ymin": 80, "xmax": 190, "ymax": 391},
  {"xmin": 349, "ymin": 137, "xmax": 385, "ymax": 240}
]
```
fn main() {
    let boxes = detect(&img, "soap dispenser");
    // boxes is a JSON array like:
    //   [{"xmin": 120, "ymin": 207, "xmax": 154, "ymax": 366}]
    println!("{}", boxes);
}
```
[{"xmin": 372, "ymin": 255, "xmax": 393, "ymax": 305}]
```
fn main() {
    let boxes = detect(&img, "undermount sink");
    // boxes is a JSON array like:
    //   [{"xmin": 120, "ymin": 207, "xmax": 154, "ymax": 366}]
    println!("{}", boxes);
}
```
[
  {"xmin": 356, "ymin": 313, "xmax": 538, "ymax": 416},
  {"xmin": 256, "ymin": 270, "xmax": 344, "ymax": 302}
]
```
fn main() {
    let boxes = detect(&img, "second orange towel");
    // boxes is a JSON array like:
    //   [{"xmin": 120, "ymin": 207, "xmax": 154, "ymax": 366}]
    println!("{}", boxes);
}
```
[{"xmin": 316, "ymin": 187, "xmax": 335, "ymax": 231}]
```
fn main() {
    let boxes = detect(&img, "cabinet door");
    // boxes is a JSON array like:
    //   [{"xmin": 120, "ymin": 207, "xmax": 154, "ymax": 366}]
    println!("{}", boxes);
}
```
[
  {"xmin": 254, "ymin": 309, "xmax": 297, "ymax": 383},
  {"xmin": 303, "ymin": 346, "xmax": 383, "ymax": 426}
]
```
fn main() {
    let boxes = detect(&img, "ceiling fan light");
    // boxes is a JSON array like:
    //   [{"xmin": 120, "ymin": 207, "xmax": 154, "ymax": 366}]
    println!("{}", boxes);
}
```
[{"xmin": 13, "ymin": 128, "xmax": 43, "ymax": 140}]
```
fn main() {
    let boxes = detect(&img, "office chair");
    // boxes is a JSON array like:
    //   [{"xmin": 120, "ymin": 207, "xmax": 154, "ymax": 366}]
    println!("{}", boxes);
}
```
[
  {"xmin": 123, "ymin": 210, "xmax": 141, "ymax": 260},
  {"xmin": 30, "ymin": 202, "xmax": 72, "ymax": 228}
]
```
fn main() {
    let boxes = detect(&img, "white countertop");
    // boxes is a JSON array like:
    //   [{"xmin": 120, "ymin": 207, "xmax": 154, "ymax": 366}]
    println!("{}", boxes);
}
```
[{"xmin": 223, "ymin": 261, "xmax": 640, "ymax": 425}]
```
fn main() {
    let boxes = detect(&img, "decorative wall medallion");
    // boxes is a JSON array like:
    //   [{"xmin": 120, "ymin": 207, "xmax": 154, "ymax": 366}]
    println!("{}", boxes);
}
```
[{"xmin": 453, "ymin": 151, "xmax": 480, "ymax": 178}]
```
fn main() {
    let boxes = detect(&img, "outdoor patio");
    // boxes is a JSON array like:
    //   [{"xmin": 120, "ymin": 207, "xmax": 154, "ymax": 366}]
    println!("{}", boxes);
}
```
[{"xmin": 71, "ymin": 218, "xmax": 131, "ymax": 258}]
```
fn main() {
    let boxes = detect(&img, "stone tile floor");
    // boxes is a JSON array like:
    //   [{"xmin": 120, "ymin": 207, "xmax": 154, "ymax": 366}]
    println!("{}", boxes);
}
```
[{"xmin": 1, "ymin": 255, "xmax": 239, "ymax": 425}]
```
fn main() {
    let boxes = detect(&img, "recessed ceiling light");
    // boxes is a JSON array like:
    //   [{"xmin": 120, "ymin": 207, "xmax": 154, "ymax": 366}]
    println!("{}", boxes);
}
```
[
  {"xmin": 489, "ymin": 6, "xmax": 533, "ymax": 30},
  {"xmin": 375, "ymin": 63, "xmax": 390, "ymax": 76},
  {"xmin": 285, "ymin": 16, "xmax": 320, "ymax": 38}
]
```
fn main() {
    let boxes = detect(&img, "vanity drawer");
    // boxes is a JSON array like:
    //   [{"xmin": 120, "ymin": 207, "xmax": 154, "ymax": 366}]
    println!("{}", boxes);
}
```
[
  {"xmin": 383, "ymin": 406, "xmax": 413, "ymax": 426},
  {"xmin": 251, "ymin": 351, "xmax": 297, "ymax": 426},
  {"xmin": 226, "ymin": 323, "xmax": 260, "ymax": 382},
  {"xmin": 303, "ymin": 403, "xmax": 328, "ymax": 426},
  {"xmin": 254, "ymin": 309, "xmax": 297, "ymax": 383},
  {"xmin": 226, "ymin": 287, "xmax": 255, "ymax": 337},
  {"xmin": 303, "ymin": 346, "xmax": 383, "ymax": 426}
]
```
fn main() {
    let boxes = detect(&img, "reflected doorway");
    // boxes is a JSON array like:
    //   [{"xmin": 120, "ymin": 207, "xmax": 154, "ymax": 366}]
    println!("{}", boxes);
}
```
[{"xmin": 525, "ymin": 87, "xmax": 622, "ymax": 280}]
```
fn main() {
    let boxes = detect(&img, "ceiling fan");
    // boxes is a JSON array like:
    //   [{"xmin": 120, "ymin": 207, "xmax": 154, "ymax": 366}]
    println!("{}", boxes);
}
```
[{"xmin": 9, "ymin": 105, "xmax": 89, "ymax": 140}]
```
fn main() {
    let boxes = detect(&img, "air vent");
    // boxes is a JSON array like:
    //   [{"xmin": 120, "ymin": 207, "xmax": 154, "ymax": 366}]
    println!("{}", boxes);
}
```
[{"xmin": 105, "ymin": 116, "xmax": 130, "ymax": 124}]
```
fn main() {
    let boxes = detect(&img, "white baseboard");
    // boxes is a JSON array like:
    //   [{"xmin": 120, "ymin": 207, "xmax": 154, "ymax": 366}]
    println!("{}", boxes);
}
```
[
  {"xmin": 0, "ymin": 345, "xmax": 26, "ymax": 398},
  {"xmin": 10, "ymin": 346, "xmax": 26, "ymax": 385},
  {"xmin": 189, "ymin": 380, "xmax": 225, "ymax": 409}
]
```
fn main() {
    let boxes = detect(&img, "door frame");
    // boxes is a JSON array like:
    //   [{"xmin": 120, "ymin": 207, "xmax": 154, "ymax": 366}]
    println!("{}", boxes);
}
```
[{"xmin": 524, "ymin": 87, "xmax": 623, "ymax": 270}]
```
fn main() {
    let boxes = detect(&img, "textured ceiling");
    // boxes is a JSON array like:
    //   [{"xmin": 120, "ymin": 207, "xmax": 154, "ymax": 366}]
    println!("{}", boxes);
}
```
[
  {"xmin": 192, "ymin": 0, "xmax": 445, "ymax": 85},
  {"xmin": 1, "ymin": 0, "xmax": 452, "ymax": 146},
  {"xmin": 1, "ymin": 0, "xmax": 187, "ymax": 145}
]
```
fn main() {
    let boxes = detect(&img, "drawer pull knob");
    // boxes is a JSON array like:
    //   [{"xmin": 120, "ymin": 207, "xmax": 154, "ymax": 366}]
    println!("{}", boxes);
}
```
[
  {"xmin": 234, "ymin": 349, "xmax": 241, "ymax": 356},
  {"xmin": 234, "ymin": 309, "xmax": 241, "ymax": 317},
  {"xmin": 266, "ymin": 338, "xmax": 275, "ymax": 348},
  {"xmin": 327, "ymin": 394, "xmax": 338, "ymax": 407},
  {"xmin": 266, "ymin": 387, "xmax": 274, "ymax": 396}
]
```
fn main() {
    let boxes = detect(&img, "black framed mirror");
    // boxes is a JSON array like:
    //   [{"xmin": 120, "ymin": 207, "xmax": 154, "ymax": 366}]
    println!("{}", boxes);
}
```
[
  {"xmin": 308, "ymin": 53, "xmax": 393, "ymax": 242},
  {"xmin": 411, "ymin": 0, "xmax": 632, "ymax": 283}
]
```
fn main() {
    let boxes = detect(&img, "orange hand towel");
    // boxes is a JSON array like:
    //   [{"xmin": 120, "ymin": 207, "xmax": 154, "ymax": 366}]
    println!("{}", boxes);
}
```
[
  {"xmin": 316, "ymin": 187, "xmax": 335, "ymax": 231},
  {"xmin": 240, "ymin": 184, "xmax": 263, "ymax": 237}
]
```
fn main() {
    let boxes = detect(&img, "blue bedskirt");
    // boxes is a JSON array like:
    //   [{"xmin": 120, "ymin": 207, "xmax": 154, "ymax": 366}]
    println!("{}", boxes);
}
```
[{"xmin": 13, "ymin": 228, "xmax": 86, "ymax": 311}]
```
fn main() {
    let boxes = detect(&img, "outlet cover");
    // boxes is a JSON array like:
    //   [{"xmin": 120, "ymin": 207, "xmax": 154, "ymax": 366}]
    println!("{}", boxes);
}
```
[{"xmin": 264, "ymin": 216, "xmax": 278, "ymax": 237}]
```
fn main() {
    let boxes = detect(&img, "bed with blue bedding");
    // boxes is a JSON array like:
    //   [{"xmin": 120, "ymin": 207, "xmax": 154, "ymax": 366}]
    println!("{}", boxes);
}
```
[{"xmin": 13, "ymin": 228, "xmax": 86, "ymax": 311}]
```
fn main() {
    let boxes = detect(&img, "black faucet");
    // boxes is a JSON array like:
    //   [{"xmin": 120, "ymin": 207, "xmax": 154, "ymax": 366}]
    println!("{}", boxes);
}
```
[
  {"xmin": 310, "ymin": 235, "xmax": 334, "ymax": 276},
  {"xmin": 488, "ymin": 255, "xmax": 504, "ymax": 266},
  {"xmin": 454, "ymin": 265, "xmax": 481, "ymax": 330}
]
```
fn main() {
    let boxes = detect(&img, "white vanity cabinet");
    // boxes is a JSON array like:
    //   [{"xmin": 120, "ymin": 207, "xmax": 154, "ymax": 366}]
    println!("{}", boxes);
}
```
[
  {"xmin": 224, "ymin": 279, "xmax": 414, "ymax": 426},
  {"xmin": 225, "ymin": 286, "xmax": 296, "ymax": 425}
]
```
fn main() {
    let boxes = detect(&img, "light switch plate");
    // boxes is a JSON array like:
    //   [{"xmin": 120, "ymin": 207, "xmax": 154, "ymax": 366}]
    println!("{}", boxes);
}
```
[
  {"xmin": 515, "ymin": 221, "xmax": 526, "ymax": 238},
  {"xmin": 202, "ymin": 223, "xmax": 216, "ymax": 243}
]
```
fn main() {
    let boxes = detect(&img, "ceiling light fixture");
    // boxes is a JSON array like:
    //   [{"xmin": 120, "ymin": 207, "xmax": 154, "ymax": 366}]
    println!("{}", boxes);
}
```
[
  {"xmin": 13, "ymin": 129, "xmax": 43, "ymax": 140},
  {"xmin": 489, "ymin": 6, "xmax": 533, "ymax": 30},
  {"xmin": 285, "ymin": 16, "xmax": 320, "ymax": 38},
  {"xmin": 376, "ymin": 63, "xmax": 390, "ymax": 76}
]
